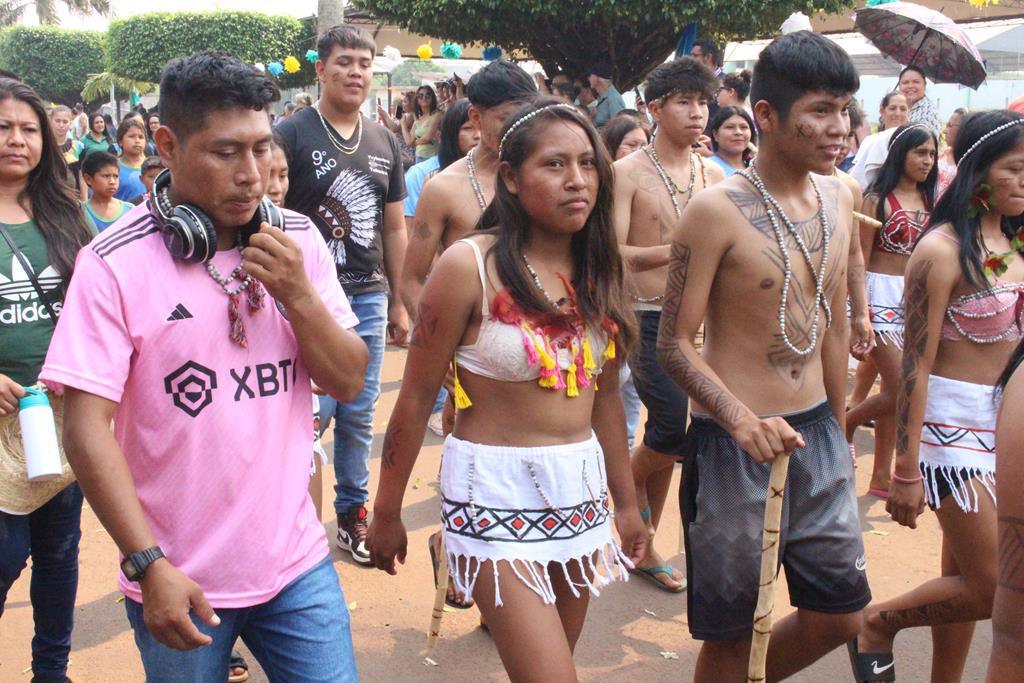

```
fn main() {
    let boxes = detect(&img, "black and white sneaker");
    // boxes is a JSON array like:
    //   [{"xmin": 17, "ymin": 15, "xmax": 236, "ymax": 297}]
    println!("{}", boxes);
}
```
[{"xmin": 336, "ymin": 505, "xmax": 371, "ymax": 565}]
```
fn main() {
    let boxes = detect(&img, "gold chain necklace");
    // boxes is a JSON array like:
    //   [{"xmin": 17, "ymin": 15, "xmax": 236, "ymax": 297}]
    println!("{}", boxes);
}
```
[{"xmin": 314, "ymin": 104, "xmax": 362, "ymax": 156}]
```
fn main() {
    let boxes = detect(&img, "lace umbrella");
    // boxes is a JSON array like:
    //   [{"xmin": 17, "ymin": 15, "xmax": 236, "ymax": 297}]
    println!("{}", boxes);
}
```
[{"xmin": 854, "ymin": 0, "xmax": 987, "ymax": 88}]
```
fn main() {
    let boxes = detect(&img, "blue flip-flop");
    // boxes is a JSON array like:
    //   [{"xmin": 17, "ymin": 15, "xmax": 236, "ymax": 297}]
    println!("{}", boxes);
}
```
[{"xmin": 630, "ymin": 565, "xmax": 687, "ymax": 593}]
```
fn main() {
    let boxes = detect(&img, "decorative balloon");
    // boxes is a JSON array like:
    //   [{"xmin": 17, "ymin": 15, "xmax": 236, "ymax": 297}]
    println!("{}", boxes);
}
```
[
  {"xmin": 267, "ymin": 61, "xmax": 284, "ymax": 76},
  {"xmin": 482, "ymin": 46, "xmax": 502, "ymax": 62},
  {"xmin": 440, "ymin": 42, "xmax": 463, "ymax": 60},
  {"xmin": 417, "ymin": 43, "xmax": 433, "ymax": 60},
  {"xmin": 283, "ymin": 55, "xmax": 301, "ymax": 74},
  {"xmin": 305, "ymin": 49, "xmax": 319, "ymax": 63}
]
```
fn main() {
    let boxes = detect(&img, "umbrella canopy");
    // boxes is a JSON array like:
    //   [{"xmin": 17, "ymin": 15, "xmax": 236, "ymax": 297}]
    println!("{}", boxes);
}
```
[{"xmin": 855, "ymin": 1, "xmax": 987, "ymax": 89}]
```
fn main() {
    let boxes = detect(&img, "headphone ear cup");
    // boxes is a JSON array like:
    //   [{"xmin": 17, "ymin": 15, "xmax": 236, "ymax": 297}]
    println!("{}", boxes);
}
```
[
  {"xmin": 169, "ymin": 205, "xmax": 217, "ymax": 263},
  {"xmin": 260, "ymin": 197, "xmax": 284, "ymax": 231}
]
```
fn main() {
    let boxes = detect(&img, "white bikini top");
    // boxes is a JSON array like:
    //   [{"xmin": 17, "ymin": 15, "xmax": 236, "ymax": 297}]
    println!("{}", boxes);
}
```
[{"xmin": 451, "ymin": 239, "xmax": 613, "ymax": 404}]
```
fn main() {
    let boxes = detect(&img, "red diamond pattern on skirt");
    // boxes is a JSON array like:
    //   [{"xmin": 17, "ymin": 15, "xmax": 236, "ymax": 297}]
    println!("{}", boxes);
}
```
[{"xmin": 440, "ymin": 497, "xmax": 610, "ymax": 542}]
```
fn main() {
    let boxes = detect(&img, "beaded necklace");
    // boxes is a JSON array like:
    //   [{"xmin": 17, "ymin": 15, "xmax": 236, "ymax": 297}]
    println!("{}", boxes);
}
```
[
  {"xmin": 643, "ymin": 143, "xmax": 704, "ymax": 218},
  {"xmin": 204, "ymin": 238, "xmax": 265, "ymax": 348},
  {"xmin": 314, "ymin": 104, "xmax": 362, "ymax": 155},
  {"xmin": 738, "ymin": 164, "xmax": 832, "ymax": 357},
  {"xmin": 466, "ymin": 148, "xmax": 488, "ymax": 211},
  {"xmin": 522, "ymin": 253, "xmax": 569, "ymax": 308}
]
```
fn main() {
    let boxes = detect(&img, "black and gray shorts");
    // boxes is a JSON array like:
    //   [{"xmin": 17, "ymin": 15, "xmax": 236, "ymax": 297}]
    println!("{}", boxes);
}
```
[
  {"xmin": 628, "ymin": 309, "xmax": 689, "ymax": 458},
  {"xmin": 681, "ymin": 401, "xmax": 871, "ymax": 641}
]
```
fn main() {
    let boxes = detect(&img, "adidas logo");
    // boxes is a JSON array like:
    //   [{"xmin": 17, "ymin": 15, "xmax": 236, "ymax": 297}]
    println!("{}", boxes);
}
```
[
  {"xmin": 0, "ymin": 256, "xmax": 61, "ymax": 302},
  {"xmin": 166, "ymin": 303, "xmax": 193, "ymax": 321}
]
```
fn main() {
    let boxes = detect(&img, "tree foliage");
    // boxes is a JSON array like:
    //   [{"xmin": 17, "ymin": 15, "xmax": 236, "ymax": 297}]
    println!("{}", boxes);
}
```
[
  {"xmin": 353, "ymin": 0, "xmax": 853, "ymax": 88},
  {"xmin": 107, "ymin": 11, "xmax": 305, "ymax": 84},
  {"xmin": 0, "ymin": 25, "xmax": 104, "ymax": 104},
  {"xmin": 388, "ymin": 59, "xmax": 445, "ymax": 87},
  {"xmin": 0, "ymin": 0, "xmax": 109, "ymax": 28}
]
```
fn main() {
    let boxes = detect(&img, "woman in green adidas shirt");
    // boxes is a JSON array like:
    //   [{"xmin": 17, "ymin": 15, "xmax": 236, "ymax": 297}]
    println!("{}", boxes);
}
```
[{"xmin": 0, "ymin": 76, "xmax": 94, "ymax": 683}]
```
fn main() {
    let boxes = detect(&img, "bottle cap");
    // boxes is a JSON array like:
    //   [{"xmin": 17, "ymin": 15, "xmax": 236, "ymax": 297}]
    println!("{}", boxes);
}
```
[{"xmin": 18, "ymin": 387, "xmax": 51, "ymax": 410}]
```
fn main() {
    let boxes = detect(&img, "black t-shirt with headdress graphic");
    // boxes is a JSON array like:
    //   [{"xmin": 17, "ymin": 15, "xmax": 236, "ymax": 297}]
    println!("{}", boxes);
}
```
[{"xmin": 278, "ymin": 106, "xmax": 406, "ymax": 296}]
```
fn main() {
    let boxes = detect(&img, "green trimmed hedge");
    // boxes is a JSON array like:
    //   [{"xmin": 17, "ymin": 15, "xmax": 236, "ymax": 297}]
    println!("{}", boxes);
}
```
[
  {"xmin": 107, "ymin": 11, "xmax": 305, "ymax": 84},
  {"xmin": 0, "ymin": 26, "xmax": 105, "ymax": 105}
]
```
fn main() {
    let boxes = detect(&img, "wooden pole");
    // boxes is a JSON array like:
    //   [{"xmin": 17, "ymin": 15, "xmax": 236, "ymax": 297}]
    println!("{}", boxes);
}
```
[
  {"xmin": 746, "ymin": 452, "xmax": 791, "ymax": 683},
  {"xmin": 853, "ymin": 211, "xmax": 883, "ymax": 229},
  {"xmin": 427, "ymin": 533, "xmax": 450, "ymax": 649}
]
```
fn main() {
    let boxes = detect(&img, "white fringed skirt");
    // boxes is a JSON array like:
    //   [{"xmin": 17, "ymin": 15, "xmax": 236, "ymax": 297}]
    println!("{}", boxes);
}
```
[{"xmin": 439, "ymin": 433, "xmax": 631, "ymax": 607}]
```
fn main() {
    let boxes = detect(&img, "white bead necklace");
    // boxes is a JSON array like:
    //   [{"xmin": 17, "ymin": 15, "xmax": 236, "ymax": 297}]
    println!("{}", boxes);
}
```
[
  {"xmin": 643, "ymin": 143, "xmax": 703, "ymax": 218},
  {"xmin": 465, "ymin": 148, "xmax": 487, "ymax": 211},
  {"xmin": 739, "ymin": 164, "xmax": 832, "ymax": 357}
]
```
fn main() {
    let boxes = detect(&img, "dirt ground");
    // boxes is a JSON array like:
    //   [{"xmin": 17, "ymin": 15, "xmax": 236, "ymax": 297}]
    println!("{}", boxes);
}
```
[{"xmin": 0, "ymin": 347, "xmax": 993, "ymax": 682}]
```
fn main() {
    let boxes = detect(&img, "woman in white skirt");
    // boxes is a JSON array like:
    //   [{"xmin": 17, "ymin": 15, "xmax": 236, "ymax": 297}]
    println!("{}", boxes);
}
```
[
  {"xmin": 851, "ymin": 110, "xmax": 1024, "ymax": 683},
  {"xmin": 368, "ymin": 98, "xmax": 647, "ymax": 681},
  {"xmin": 846, "ymin": 122, "xmax": 937, "ymax": 497}
]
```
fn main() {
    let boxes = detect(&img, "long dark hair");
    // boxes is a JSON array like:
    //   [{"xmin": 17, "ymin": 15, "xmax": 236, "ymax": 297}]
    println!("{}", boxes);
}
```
[
  {"xmin": 867, "ymin": 123, "xmax": 937, "ymax": 223},
  {"xmin": 927, "ymin": 110, "xmax": 1024, "ymax": 291},
  {"xmin": 600, "ymin": 114, "xmax": 650, "ymax": 159},
  {"xmin": 478, "ymin": 97, "xmax": 636, "ymax": 353},
  {"xmin": 414, "ymin": 86, "xmax": 438, "ymax": 117},
  {"xmin": 708, "ymin": 105, "xmax": 757, "ymax": 154},
  {"xmin": 0, "ymin": 78, "xmax": 93, "ymax": 284},
  {"xmin": 437, "ymin": 98, "xmax": 472, "ymax": 170}
]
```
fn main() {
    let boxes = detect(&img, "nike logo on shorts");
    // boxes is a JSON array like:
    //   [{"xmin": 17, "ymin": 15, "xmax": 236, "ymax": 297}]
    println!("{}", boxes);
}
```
[{"xmin": 855, "ymin": 555, "xmax": 867, "ymax": 571}]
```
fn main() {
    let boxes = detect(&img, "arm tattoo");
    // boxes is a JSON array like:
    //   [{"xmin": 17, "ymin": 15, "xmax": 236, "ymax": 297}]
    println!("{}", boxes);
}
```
[
  {"xmin": 380, "ymin": 420, "xmax": 404, "ymax": 470},
  {"xmin": 878, "ymin": 592, "xmax": 986, "ymax": 630},
  {"xmin": 896, "ymin": 260, "xmax": 933, "ymax": 455},
  {"xmin": 657, "ymin": 241, "xmax": 747, "ymax": 427},
  {"xmin": 998, "ymin": 515, "xmax": 1024, "ymax": 594},
  {"xmin": 411, "ymin": 219, "xmax": 432, "ymax": 241},
  {"xmin": 409, "ymin": 302, "xmax": 437, "ymax": 349}
]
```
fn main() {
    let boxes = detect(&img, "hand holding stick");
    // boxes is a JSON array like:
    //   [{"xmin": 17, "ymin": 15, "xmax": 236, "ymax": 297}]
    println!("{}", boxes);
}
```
[{"xmin": 747, "ymin": 451, "xmax": 792, "ymax": 683}]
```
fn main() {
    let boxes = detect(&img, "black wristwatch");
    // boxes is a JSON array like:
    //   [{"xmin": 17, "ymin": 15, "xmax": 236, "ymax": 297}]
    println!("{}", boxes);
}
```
[{"xmin": 121, "ymin": 546, "xmax": 165, "ymax": 582}]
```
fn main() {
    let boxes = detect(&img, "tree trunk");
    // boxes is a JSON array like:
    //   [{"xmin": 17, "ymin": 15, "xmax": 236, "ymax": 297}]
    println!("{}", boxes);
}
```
[{"xmin": 317, "ymin": 0, "xmax": 346, "ymax": 36}]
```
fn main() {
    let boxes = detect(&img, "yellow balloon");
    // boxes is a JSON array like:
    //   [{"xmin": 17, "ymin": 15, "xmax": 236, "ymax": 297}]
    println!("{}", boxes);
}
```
[
  {"xmin": 417, "ymin": 43, "xmax": 432, "ymax": 60},
  {"xmin": 283, "ymin": 55, "xmax": 301, "ymax": 74}
]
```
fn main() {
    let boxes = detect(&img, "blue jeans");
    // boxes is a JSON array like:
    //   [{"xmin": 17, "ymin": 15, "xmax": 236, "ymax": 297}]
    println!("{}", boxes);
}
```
[
  {"xmin": 125, "ymin": 556, "xmax": 355, "ymax": 682},
  {"xmin": 620, "ymin": 365, "xmax": 642, "ymax": 449},
  {"xmin": 319, "ymin": 290, "xmax": 387, "ymax": 515},
  {"xmin": 0, "ymin": 483, "xmax": 83, "ymax": 679}
]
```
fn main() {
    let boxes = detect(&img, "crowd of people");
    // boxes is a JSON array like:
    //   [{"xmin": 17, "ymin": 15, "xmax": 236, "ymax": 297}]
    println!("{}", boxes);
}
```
[{"xmin": 0, "ymin": 21, "xmax": 1023, "ymax": 683}]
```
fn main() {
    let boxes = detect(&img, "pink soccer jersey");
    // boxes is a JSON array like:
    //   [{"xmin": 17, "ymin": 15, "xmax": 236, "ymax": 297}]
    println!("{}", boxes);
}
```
[{"xmin": 41, "ymin": 204, "xmax": 359, "ymax": 607}]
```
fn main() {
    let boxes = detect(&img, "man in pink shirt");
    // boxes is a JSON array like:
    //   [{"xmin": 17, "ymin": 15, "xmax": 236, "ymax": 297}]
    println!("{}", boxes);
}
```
[{"xmin": 40, "ymin": 52, "xmax": 368, "ymax": 681}]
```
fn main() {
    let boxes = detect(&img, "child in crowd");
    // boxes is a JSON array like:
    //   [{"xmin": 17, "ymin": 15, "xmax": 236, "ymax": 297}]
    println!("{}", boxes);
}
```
[
  {"xmin": 130, "ymin": 156, "xmax": 164, "ymax": 205},
  {"xmin": 81, "ymin": 152, "xmax": 133, "ymax": 233},
  {"xmin": 114, "ymin": 117, "xmax": 148, "ymax": 202}
]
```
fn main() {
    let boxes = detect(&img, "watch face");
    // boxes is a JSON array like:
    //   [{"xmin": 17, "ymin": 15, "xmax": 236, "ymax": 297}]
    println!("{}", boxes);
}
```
[{"xmin": 120, "ymin": 557, "xmax": 137, "ymax": 579}]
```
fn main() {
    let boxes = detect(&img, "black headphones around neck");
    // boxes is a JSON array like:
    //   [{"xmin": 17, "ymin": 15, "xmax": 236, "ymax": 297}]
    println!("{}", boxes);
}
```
[{"xmin": 149, "ymin": 169, "xmax": 284, "ymax": 263}]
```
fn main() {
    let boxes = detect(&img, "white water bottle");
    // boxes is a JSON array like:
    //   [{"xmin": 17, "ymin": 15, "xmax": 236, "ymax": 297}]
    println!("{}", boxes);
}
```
[{"xmin": 19, "ymin": 388, "xmax": 62, "ymax": 481}]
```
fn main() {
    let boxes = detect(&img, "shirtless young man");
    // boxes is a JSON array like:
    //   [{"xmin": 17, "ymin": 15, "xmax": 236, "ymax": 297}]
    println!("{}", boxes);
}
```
[
  {"xmin": 657, "ymin": 32, "xmax": 871, "ymax": 680},
  {"xmin": 400, "ymin": 60, "xmax": 537, "ymax": 314},
  {"xmin": 612, "ymin": 57, "xmax": 724, "ymax": 591}
]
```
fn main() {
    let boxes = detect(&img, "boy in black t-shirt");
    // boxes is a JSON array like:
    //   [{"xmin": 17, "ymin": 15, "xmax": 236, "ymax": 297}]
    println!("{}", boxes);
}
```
[{"xmin": 277, "ymin": 24, "xmax": 408, "ymax": 565}]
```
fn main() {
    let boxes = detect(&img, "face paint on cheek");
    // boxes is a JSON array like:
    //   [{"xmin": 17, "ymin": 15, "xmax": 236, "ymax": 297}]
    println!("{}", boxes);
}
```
[{"xmin": 794, "ymin": 120, "xmax": 826, "ymax": 140}]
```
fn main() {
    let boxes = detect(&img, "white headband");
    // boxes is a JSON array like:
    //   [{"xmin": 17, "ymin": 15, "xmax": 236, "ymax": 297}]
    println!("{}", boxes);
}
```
[
  {"xmin": 887, "ymin": 123, "xmax": 928, "ymax": 149},
  {"xmin": 498, "ymin": 103, "xmax": 579, "ymax": 159},
  {"xmin": 957, "ymin": 118, "xmax": 1024, "ymax": 168}
]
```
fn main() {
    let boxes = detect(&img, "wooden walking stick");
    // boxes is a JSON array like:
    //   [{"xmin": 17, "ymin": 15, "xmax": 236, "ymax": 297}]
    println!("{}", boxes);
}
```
[
  {"xmin": 853, "ymin": 211, "xmax": 883, "ymax": 229},
  {"xmin": 746, "ymin": 452, "xmax": 792, "ymax": 683},
  {"xmin": 427, "ymin": 533, "xmax": 451, "ymax": 649}
]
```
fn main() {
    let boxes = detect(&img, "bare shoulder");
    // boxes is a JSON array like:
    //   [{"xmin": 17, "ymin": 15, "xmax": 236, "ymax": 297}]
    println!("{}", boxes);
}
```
[
  {"xmin": 612, "ymin": 151, "xmax": 644, "ymax": 190},
  {"xmin": 703, "ymin": 157, "xmax": 727, "ymax": 186},
  {"xmin": 907, "ymin": 225, "xmax": 962, "ymax": 285},
  {"xmin": 812, "ymin": 173, "xmax": 852, "ymax": 211},
  {"xmin": 835, "ymin": 168, "xmax": 862, "ymax": 199},
  {"xmin": 432, "ymin": 234, "xmax": 494, "ymax": 279},
  {"xmin": 675, "ymin": 175, "xmax": 746, "ymax": 242}
]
